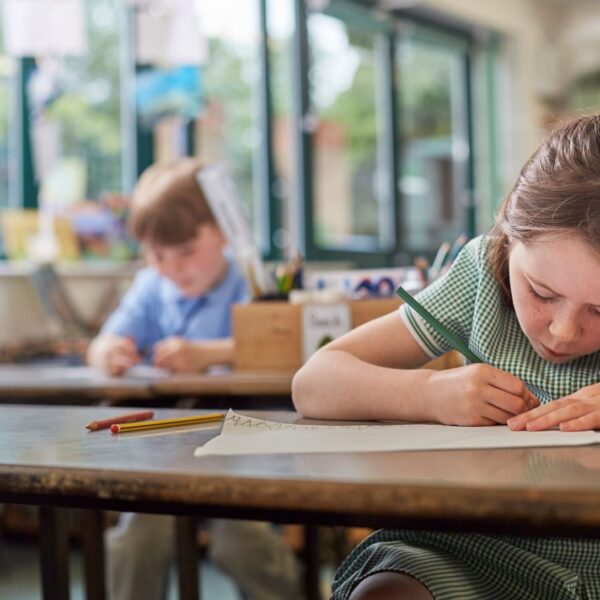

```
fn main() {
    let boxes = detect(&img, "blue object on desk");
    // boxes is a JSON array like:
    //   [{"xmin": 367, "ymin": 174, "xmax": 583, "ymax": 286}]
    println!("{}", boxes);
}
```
[{"xmin": 354, "ymin": 277, "xmax": 397, "ymax": 298}]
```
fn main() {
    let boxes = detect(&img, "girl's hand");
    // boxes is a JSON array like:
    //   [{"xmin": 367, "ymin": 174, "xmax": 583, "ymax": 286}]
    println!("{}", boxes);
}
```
[
  {"xmin": 425, "ymin": 364, "xmax": 539, "ymax": 426},
  {"xmin": 507, "ymin": 383, "xmax": 600, "ymax": 432}
]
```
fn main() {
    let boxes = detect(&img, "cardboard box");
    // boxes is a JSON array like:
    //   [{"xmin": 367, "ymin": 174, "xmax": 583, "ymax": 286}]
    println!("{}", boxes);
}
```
[
  {"xmin": 233, "ymin": 298, "xmax": 400, "ymax": 371},
  {"xmin": 233, "ymin": 298, "xmax": 463, "ymax": 371}
]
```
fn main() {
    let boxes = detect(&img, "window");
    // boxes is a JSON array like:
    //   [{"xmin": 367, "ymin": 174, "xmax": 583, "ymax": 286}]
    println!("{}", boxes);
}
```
[
  {"xmin": 307, "ymin": 6, "xmax": 395, "ymax": 260},
  {"xmin": 300, "ymin": 2, "xmax": 476, "ymax": 265},
  {"xmin": 0, "ymin": 9, "xmax": 14, "ymax": 209},
  {"xmin": 38, "ymin": 0, "xmax": 124, "ymax": 200},
  {"xmin": 397, "ymin": 26, "xmax": 472, "ymax": 259},
  {"xmin": 0, "ymin": 0, "xmax": 486, "ymax": 267},
  {"xmin": 0, "ymin": 57, "xmax": 12, "ymax": 209},
  {"xmin": 194, "ymin": 0, "xmax": 261, "ymax": 225}
]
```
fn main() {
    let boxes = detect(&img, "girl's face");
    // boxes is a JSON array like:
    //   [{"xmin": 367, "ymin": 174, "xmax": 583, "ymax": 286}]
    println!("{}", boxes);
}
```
[
  {"xmin": 509, "ymin": 234, "xmax": 600, "ymax": 364},
  {"xmin": 144, "ymin": 224, "xmax": 227, "ymax": 298}
]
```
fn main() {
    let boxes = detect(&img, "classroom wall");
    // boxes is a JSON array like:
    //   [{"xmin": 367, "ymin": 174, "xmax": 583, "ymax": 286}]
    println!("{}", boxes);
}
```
[
  {"xmin": 0, "ymin": 275, "xmax": 55, "ymax": 345},
  {"xmin": 561, "ymin": 3, "xmax": 600, "ymax": 84},
  {"xmin": 0, "ymin": 267, "xmax": 133, "ymax": 351}
]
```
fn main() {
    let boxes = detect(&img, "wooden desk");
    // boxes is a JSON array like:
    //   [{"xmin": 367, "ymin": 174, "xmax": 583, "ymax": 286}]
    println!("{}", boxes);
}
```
[
  {"xmin": 151, "ymin": 369, "xmax": 294, "ymax": 397},
  {"xmin": 0, "ymin": 365, "xmax": 293, "ymax": 403},
  {"xmin": 0, "ymin": 365, "xmax": 153, "ymax": 402},
  {"xmin": 3, "ymin": 405, "xmax": 600, "ymax": 600}
]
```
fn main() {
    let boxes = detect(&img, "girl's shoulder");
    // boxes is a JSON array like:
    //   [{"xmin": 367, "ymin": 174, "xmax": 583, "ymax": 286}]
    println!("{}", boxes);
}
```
[
  {"xmin": 442, "ymin": 234, "xmax": 496, "ymax": 282},
  {"xmin": 464, "ymin": 234, "xmax": 496, "ymax": 262}
]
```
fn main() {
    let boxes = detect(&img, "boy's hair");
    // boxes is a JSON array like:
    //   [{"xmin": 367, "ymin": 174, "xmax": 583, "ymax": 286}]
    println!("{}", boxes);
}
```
[
  {"xmin": 489, "ymin": 113, "xmax": 600, "ymax": 307},
  {"xmin": 129, "ymin": 158, "xmax": 217, "ymax": 246}
]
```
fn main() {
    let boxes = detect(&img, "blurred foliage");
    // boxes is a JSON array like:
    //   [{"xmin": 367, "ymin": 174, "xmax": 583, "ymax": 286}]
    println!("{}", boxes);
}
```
[
  {"xmin": 45, "ymin": 0, "xmax": 122, "ymax": 199},
  {"xmin": 400, "ymin": 42, "xmax": 453, "ymax": 140},
  {"xmin": 202, "ymin": 38, "xmax": 256, "ymax": 213},
  {"xmin": 569, "ymin": 71, "xmax": 600, "ymax": 112}
]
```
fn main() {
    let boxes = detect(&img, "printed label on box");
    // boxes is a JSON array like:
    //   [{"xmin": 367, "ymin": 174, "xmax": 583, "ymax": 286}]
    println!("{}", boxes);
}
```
[{"xmin": 301, "ymin": 303, "xmax": 351, "ymax": 362}]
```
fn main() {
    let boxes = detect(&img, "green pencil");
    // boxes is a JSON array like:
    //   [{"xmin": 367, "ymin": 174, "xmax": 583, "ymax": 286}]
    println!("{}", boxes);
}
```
[{"xmin": 396, "ymin": 286, "xmax": 482, "ymax": 364}]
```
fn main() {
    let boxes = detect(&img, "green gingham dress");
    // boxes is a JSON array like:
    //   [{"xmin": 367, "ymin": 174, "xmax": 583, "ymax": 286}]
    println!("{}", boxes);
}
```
[{"xmin": 331, "ymin": 236, "xmax": 600, "ymax": 600}]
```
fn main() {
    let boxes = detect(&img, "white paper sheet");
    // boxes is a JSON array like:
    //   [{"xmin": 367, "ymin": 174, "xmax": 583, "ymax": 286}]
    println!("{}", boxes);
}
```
[{"xmin": 194, "ymin": 410, "xmax": 600, "ymax": 457}]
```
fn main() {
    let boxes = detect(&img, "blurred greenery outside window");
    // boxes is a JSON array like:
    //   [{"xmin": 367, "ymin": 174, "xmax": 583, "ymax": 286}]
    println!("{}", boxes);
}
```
[
  {"xmin": 397, "ymin": 27, "xmax": 471, "ymax": 259},
  {"xmin": 308, "ymin": 11, "xmax": 388, "ymax": 253},
  {"xmin": 0, "ymin": 6, "xmax": 12, "ymax": 211},
  {"xmin": 41, "ymin": 0, "xmax": 123, "ymax": 202},
  {"xmin": 192, "ymin": 0, "xmax": 260, "ymax": 228},
  {"xmin": 303, "ymin": 1, "xmax": 474, "ymax": 264}
]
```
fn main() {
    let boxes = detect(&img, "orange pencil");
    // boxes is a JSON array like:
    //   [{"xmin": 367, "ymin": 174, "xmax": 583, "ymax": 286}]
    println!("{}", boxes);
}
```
[{"xmin": 86, "ymin": 410, "xmax": 154, "ymax": 431}]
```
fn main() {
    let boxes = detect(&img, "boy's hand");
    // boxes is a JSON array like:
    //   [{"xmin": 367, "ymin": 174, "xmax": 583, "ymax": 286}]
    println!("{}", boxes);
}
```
[
  {"xmin": 425, "ymin": 363, "xmax": 539, "ymax": 426},
  {"xmin": 87, "ymin": 335, "xmax": 141, "ymax": 377},
  {"xmin": 508, "ymin": 383, "xmax": 600, "ymax": 432},
  {"xmin": 153, "ymin": 337, "xmax": 204, "ymax": 373}
]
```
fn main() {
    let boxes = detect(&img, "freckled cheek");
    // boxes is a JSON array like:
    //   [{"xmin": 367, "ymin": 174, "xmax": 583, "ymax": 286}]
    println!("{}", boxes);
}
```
[
  {"xmin": 583, "ymin": 324, "xmax": 600, "ymax": 353},
  {"xmin": 513, "ymin": 291, "xmax": 546, "ymax": 338}
]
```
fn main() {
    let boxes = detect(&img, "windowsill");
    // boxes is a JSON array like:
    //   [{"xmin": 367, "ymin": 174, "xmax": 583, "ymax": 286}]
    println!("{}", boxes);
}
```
[{"xmin": 0, "ymin": 259, "xmax": 142, "ymax": 278}]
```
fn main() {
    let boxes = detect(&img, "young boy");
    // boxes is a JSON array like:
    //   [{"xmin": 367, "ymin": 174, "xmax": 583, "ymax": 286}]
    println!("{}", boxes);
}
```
[
  {"xmin": 87, "ymin": 159, "xmax": 246, "ymax": 376},
  {"xmin": 88, "ymin": 159, "xmax": 301, "ymax": 600}
]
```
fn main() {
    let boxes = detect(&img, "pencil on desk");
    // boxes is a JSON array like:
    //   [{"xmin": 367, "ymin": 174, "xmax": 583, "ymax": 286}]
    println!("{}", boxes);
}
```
[
  {"xmin": 396, "ymin": 286, "xmax": 482, "ymax": 364},
  {"xmin": 86, "ymin": 410, "xmax": 155, "ymax": 431},
  {"xmin": 110, "ymin": 413, "xmax": 224, "ymax": 433}
]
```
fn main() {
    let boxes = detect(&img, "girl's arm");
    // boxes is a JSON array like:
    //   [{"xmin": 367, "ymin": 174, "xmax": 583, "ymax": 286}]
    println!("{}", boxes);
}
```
[
  {"xmin": 292, "ymin": 312, "xmax": 437, "ymax": 421},
  {"xmin": 292, "ymin": 312, "xmax": 538, "ymax": 424}
]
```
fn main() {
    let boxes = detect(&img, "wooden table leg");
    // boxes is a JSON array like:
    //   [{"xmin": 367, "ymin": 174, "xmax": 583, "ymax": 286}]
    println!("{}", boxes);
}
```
[
  {"xmin": 39, "ymin": 506, "xmax": 70, "ymax": 600},
  {"xmin": 81, "ymin": 510, "xmax": 106, "ymax": 600},
  {"xmin": 176, "ymin": 516, "xmax": 200, "ymax": 600},
  {"xmin": 302, "ymin": 525, "xmax": 322, "ymax": 600}
]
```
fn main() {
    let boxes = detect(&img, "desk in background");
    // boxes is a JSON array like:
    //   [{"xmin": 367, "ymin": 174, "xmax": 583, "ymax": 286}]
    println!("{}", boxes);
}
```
[
  {"xmin": 2, "ymin": 405, "xmax": 600, "ymax": 600},
  {"xmin": 0, "ymin": 364, "xmax": 294, "ymax": 404},
  {"xmin": 0, "ymin": 354, "xmax": 459, "ymax": 404}
]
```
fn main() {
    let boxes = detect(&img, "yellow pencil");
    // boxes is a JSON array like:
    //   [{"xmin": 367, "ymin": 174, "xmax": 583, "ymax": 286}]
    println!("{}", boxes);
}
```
[{"xmin": 110, "ymin": 413, "xmax": 224, "ymax": 433}]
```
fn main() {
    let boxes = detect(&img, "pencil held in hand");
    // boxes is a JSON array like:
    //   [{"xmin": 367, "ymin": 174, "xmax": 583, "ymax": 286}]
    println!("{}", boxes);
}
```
[
  {"xmin": 110, "ymin": 413, "xmax": 224, "ymax": 433},
  {"xmin": 86, "ymin": 410, "xmax": 155, "ymax": 431},
  {"xmin": 396, "ymin": 286, "xmax": 482, "ymax": 364}
]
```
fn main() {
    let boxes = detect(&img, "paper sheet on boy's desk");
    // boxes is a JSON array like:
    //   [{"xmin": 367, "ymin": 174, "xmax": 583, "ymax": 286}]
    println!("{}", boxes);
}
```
[{"xmin": 194, "ymin": 410, "xmax": 600, "ymax": 457}]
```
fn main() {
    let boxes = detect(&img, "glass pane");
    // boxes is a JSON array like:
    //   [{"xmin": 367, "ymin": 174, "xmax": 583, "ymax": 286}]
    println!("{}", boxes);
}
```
[
  {"xmin": 194, "ymin": 0, "xmax": 260, "ymax": 224},
  {"xmin": 0, "ymin": 56, "xmax": 13, "ymax": 210},
  {"xmin": 397, "ymin": 36, "xmax": 469, "ymax": 256},
  {"xmin": 0, "ymin": 7, "xmax": 16, "ymax": 209},
  {"xmin": 42, "ymin": 0, "xmax": 123, "ymax": 200},
  {"xmin": 308, "ymin": 13, "xmax": 387, "ymax": 251}
]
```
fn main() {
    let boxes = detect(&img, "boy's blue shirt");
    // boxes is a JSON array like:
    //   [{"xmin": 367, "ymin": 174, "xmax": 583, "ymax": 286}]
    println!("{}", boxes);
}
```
[{"xmin": 102, "ymin": 255, "xmax": 248, "ymax": 355}]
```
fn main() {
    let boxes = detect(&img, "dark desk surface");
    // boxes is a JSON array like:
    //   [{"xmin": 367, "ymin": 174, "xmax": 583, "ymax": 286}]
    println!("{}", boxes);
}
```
[
  {"xmin": 0, "ymin": 364, "xmax": 294, "ymax": 401},
  {"xmin": 151, "ymin": 369, "xmax": 294, "ymax": 397},
  {"xmin": 0, "ymin": 364, "xmax": 153, "ymax": 400},
  {"xmin": 2, "ymin": 405, "xmax": 600, "ymax": 537}
]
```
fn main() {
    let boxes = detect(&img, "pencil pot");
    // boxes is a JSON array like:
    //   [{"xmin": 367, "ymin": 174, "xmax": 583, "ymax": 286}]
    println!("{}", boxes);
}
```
[{"xmin": 232, "ymin": 298, "xmax": 402, "ymax": 371}]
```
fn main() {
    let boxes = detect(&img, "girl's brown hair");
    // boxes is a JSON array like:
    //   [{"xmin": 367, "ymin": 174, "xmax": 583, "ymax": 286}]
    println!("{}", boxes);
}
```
[
  {"xmin": 129, "ymin": 158, "xmax": 216, "ymax": 246},
  {"xmin": 490, "ymin": 114, "xmax": 600, "ymax": 307}
]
